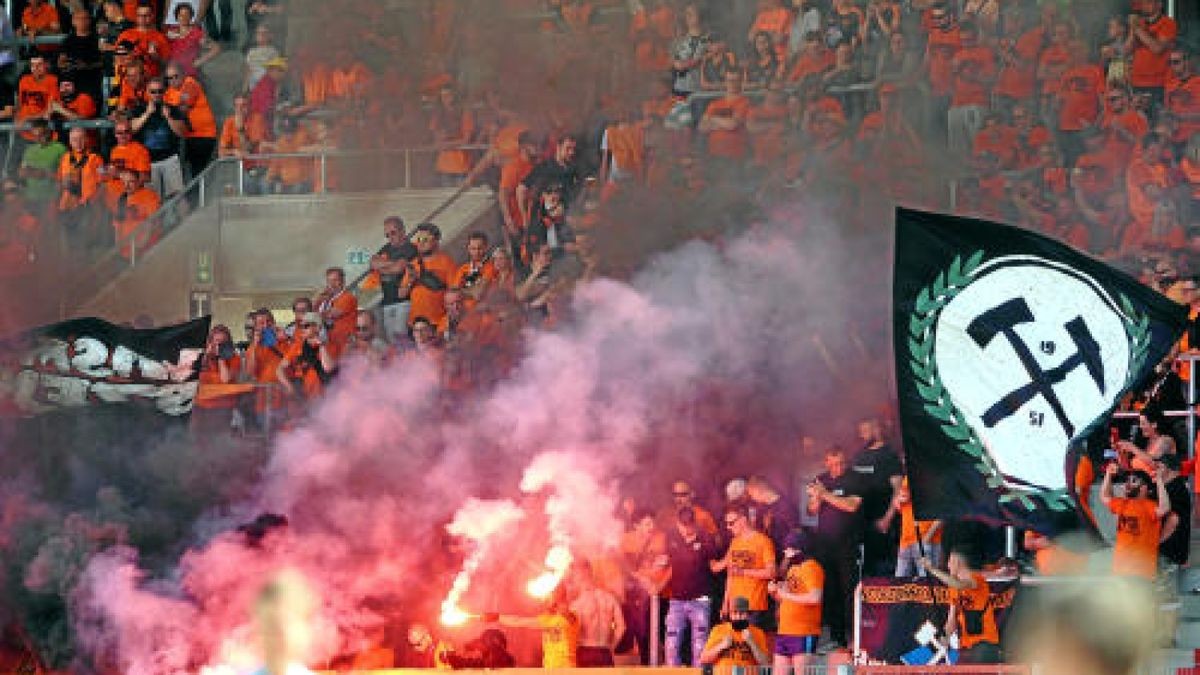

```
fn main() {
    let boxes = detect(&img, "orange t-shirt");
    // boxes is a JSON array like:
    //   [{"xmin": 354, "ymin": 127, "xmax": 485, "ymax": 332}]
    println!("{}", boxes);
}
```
[
  {"xmin": 21, "ymin": 3, "xmax": 59, "ymax": 33},
  {"xmin": 899, "ymin": 503, "xmax": 942, "ymax": 548},
  {"xmin": 165, "ymin": 76, "xmax": 218, "ymax": 138},
  {"xmin": 604, "ymin": 123, "xmax": 646, "ymax": 179},
  {"xmin": 246, "ymin": 338, "xmax": 290, "ymax": 411},
  {"xmin": 786, "ymin": 49, "xmax": 834, "ymax": 83},
  {"xmin": 408, "ymin": 251, "xmax": 457, "ymax": 326},
  {"xmin": 703, "ymin": 95, "xmax": 751, "ymax": 159},
  {"xmin": 950, "ymin": 573, "xmax": 999, "ymax": 648},
  {"xmin": 219, "ymin": 115, "xmax": 267, "ymax": 155},
  {"xmin": 110, "ymin": 187, "xmax": 162, "ymax": 259},
  {"xmin": 196, "ymin": 354, "xmax": 243, "ymax": 409},
  {"xmin": 1109, "ymin": 497, "xmax": 1161, "ymax": 579},
  {"xmin": 57, "ymin": 150, "xmax": 104, "ymax": 210},
  {"xmin": 748, "ymin": 102, "xmax": 787, "ymax": 166},
  {"xmin": 117, "ymin": 28, "xmax": 172, "ymax": 69},
  {"xmin": 951, "ymin": 46, "xmax": 996, "ymax": 107},
  {"xmin": 452, "ymin": 260, "xmax": 495, "ymax": 289},
  {"xmin": 777, "ymin": 559, "xmax": 823, "ymax": 637},
  {"xmin": 994, "ymin": 29, "xmax": 1042, "ymax": 99},
  {"xmin": 500, "ymin": 155, "xmax": 534, "ymax": 228},
  {"xmin": 1129, "ymin": 15, "xmax": 1176, "ymax": 88},
  {"xmin": 318, "ymin": 290, "xmax": 358, "ymax": 354},
  {"xmin": 1037, "ymin": 45, "xmax": 1071, "ymax": 95},
  {"xmin": 64, "ymin": 93, "xmax": 98, "ymax": 119},
  {"xmin": 17, "ymin": 74, "xmax": 58, "ymax": 121},
  {"xmin": 108, "ymin": 141, "xmax": 152, "ymax": 177},
  {"xmin": 1100, "ymin": 108, "xmax": 1149, "ymax": 161},
  {"xmin": 432, "ymin": 109, "xmax": 476, "ymax": 176},
  {"xmin": 925, "ymin": 28, "xmax": 962, "ymax": 96},
  {"xmin": 117, "ymin": 78, "xmax": 147, "ymax": 111},
  {"xmin": 1126, "ymin": 156, "xmax": 1171, "ymax": 229},
  {"xmin": 725, "ymin": 531, "xmax": 775, "ymax": 611},
  {"xmin": 1165, "ymin": 73, "xmax": 1200, "ymax": 145},
  {"xmin": 1056, "ymin": 64, "xmax": 1103, "ymax": 131},
  {"xmin": 973, "ymin": 126, "xmax": 1019, "ymax": 167},
  {"xmin": 281, "ymin": 338, "xmax": 328, "ymax": 399}
]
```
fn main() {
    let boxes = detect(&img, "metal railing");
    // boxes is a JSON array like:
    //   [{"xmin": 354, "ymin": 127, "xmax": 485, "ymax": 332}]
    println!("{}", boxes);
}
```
[{"xmin": 73, "ymin": 144, "xmax": 491, "ymax": 299}]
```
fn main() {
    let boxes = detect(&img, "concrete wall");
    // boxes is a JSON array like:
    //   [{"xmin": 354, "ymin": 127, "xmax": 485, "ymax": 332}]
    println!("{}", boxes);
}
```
[{"xmin": 77, "ymin": 188, "xmax": 497, "ymax": 331}]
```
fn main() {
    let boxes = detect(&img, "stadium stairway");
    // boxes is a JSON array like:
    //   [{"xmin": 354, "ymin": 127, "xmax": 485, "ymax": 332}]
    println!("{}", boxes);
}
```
[{"xmin": 71, "ymin": 184, "xmax": 498, "ymax": 329}]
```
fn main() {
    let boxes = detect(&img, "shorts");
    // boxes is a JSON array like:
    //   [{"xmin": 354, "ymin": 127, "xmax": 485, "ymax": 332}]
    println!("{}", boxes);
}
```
[{"xmin": 774, "ymin": 635, "xmax": 818, "ymax": 656}]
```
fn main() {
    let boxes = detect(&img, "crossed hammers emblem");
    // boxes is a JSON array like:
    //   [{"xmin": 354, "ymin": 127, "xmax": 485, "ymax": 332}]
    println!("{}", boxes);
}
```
[{"xmin": 965, "ymin": 297, "xmax": 1106, "ymax": 438}]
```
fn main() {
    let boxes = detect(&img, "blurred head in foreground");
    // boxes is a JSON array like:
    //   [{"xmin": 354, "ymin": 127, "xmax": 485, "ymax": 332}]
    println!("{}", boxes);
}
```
[{"xmin": 1012, "ymin": 574, "xmax": 1156, "ymax": 675}]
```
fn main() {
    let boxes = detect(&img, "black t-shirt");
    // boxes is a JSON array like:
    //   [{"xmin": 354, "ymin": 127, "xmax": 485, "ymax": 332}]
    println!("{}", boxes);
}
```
[
  {"xmin": 814, "ymin": 470, "xmax": 862, "ymax": 545},
  {"xmin": 1161, "ymin": 475, "xmax": 1191, "ymax": 565},
  {"xmin": 664, "ymin": 526, "xmax": 721, "ymax": 600},
  {"xmin": 753, "ymin": 496, "xmax": 799, "ymax": 557},
  {"xmin": 521, "ymin": 158, "xmax": 581, "ymax": 207},
  {"xmin": 131, "ymin": 102, "xmax": 187, "ymax": 161},
  {"xmin": 60, "ymin": 32, "xmax": 104, "ymax": 96},
  {"xmin": 850, "ymin": 444, "xmax": 903, "ymax": 522},
  {"xmin": 376, "ymin": 240, "xmax": 417, "ymax": 305}
]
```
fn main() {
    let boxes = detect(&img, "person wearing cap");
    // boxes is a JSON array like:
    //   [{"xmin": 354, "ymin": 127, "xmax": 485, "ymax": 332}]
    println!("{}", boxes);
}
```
[
  {"xmin": 250, "ymin": 56, "xmax": 289, "ymax": 137},
  {"xmin": 699, "ymin": 596, "xmax": 769, "ymax": 668},
  {"xmin": 770, "ymin": 529, "xmax": 824, "ymax": 671},
  {"xmin": 1101, "ymin": 462, "xmax": 1170, "ymax": 580}
]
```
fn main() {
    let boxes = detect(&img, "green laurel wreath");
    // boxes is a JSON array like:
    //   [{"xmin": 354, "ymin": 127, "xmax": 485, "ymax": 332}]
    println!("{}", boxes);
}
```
[{"xmin": 907, "ymin": 251, "xmax": 1153, "ymax": 513}]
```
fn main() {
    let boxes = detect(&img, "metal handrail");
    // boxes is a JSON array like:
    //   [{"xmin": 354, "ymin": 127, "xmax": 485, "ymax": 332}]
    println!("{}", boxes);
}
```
[
  {"xmin": 344, "ymin": 147, "xmax": 500, "ymax": 297},
  {"xmin": 0, "ymin": 33, "xmax": 66, "ymax": 49},
  {"xmin": 0, "ymin": 118, "xmax": 114, "ymax": 132}
]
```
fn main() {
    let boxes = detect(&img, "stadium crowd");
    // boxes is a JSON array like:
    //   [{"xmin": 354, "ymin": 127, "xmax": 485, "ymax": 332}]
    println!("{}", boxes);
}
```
[{"xmin": 0, "ymin": 0, "xmax": 1198, "ymax": 669}]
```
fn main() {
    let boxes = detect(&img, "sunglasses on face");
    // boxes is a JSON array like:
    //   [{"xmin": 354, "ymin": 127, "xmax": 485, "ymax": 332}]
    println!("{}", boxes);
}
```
[{"xmin": 356, "ymin": 325, "xmax": 372, "ymax": 331}]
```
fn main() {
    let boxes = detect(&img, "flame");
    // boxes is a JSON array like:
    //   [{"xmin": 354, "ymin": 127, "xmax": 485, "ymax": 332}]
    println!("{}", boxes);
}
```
[
  {"xmin": 525, "ymin": 543, "xmax": 572, "ymax": 599},
  {"xmin": 199, "ymin": 636, "xmax": 259, "ymax": 675},
  {"xmin": 439, "ymin": 603, "xmax": 472, "ymax": 627}
]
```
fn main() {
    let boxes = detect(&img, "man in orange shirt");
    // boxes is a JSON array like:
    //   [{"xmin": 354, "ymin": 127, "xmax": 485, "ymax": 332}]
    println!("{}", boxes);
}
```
[
  {"xmin": 118, "ymin": 4, "xmax": 170, "ymax": 76},
  {"xmin": 923, "ymin": 7, "xmax": 960, "ymax": 144},
  {"xmin": 164, "ymin": 63, "xmax": 218, "ymax": 178},
  {"xmin": 699, "ymin": 71, "xmax": 751, "ymax": 172},
  {"xmin": 1165, "ymin": 49, "xmax": 1200, "ymax": 148},
  {"xmin": 243, "ymin": 307, "xmax": 291, "ymax": 422},
  {"xmin": 1055, "ymin": 41, "xmax": 1105, "ymax": 165},
  {"xmin": 452, "ymin": 231, "xmax": 495, "ymax": 292},
  {"xmin": 1101, "ymin": 463, "xmax": 1170, "ymax": 579},
  {"xmin": 499, "ymin": 131, "xmax": 537, "ymax": 239},
  {"xmin": 48, "ymin": 78, "xmax": 98, "ymax": 126},
  {"xmin": 107, "ymin": 166, "xmax": 161, "ymax": 259},
  {"xmin": 1123, "ymin": 132, "xmax": 1173, "ymax": 248},
  {"xmin": 19, "ymin": 0, "xmax": 61, "ymax": 39},
  {"xmin": 1036, "ymin": 22, "xmax": 1073, "ymax": 115},
  {"xmin": 892, "ymin": 476, "xmax": 943, "ymax": 576},
  {"xmin": 923, "ymin": 548, "xmax": 1001, "ymax": 664},
  {"xmin": 403, "ymin": 222, "xmax": 456, "ymax": 328},
  {"xmin": 712, "ymin": 505, "xmax": 775, "ymax": 627},
  {"xmin": 16, "ymin": 56, "xmax": 58, "ymax": 141},
  {"xmin": 115, "ymin": 57, "xmax": 147, "ymax": 112},
  {"xmin": 1099, "ymin": 87, "xmax": 1149, "ymax": 161},
  {"xmin": 947, "ymin": 22, "xmax": 996, "ymax": 158},
  {"xmin": 57, "ymin": 126, "xmax": 104, "ymax": 246},
  {"xmin": 315, "ymin": 267, "xmax": 357, "ymax": 357},
  {"xmin": 104, "ymin": 119, "xmax": 151, "ymax": 197},
  {"xmin": 276, "ymin": 312, "xmax": 336, "ymax": 401},
  {"xmin": 1125, "ymin": 0, "xmax": 1176, "ymax": 110},
  {"xmin": 770, "ymin": 530, "xmax": 823, "ymax": 671}
]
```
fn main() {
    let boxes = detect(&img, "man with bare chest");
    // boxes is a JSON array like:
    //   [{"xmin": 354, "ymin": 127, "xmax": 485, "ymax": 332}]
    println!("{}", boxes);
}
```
[{"xmin": 569, "ymin": 560, "xmax": 625, "ymax": 666}]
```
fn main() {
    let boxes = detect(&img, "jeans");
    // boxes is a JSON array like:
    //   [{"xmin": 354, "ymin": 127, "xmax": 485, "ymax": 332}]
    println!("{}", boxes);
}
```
[
  {"xmin": 895, "ymin": 542, "xmax": 942, "ymax": 577},
  {"xmin": 665, "ymin": 597, "xmax": 711, "ymax": 666}
]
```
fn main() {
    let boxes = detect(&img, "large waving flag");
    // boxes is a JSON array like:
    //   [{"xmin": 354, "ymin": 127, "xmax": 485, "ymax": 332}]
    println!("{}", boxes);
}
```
[
  {"xmin": 0, "ymin": 316, "xmax": 209, "ymax": 417},
  {"xmin": 893, "ymin": 208, "xmax": 1188, "ymax": 533}
]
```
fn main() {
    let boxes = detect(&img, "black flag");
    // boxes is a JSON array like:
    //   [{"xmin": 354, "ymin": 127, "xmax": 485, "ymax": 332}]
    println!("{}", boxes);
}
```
[
  {"xmin": 893, "ymin": 208, "xmax": 1187, "ymax": 533},
  {"xmin": 0, "ymin": 316, "xmax": 210, "ymax": 417}
]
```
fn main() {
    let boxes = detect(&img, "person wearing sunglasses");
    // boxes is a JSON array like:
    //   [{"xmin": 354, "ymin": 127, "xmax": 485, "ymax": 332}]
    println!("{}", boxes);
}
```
[
  {"xmin": 1165, "ymin": 48, "xmax": 1198, "ymax": 147},
  {"xmin": 129, "ymin": 75, "xmax": 187, "ymax": 200},
  {"xmin": 712, "ymin": 506, "xmax": 775, "ymax": 629}
]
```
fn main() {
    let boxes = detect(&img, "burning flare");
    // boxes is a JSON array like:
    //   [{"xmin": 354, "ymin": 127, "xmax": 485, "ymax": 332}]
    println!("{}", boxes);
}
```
[
  {"xmin": 438, "ymin": 499, "xmax": 523, "ymax": 626},
  {"xmin": 526, "ymin": 543, "xmax": 572, "ymax": 599}
]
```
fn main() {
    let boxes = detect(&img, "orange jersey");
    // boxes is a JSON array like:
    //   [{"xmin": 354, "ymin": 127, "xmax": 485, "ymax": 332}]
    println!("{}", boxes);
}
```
[
  {"xmin": 925, "ymin": 28, "xmax": 962, "ymax": 96},
  {"xmin": 702, "ymin": 623, "xmax": 768, "ymax": 668},
  {"xmin": 1165, "ymin": 73, "xmax": 1200, "ymax": 145},
  {"xmin": 1109, "ymin": 497, "xmax": 1161, "ymax": 579},
  {"xmin": 17, "ymin": 74, "xmax": 58, "ymax": 121},
  {"xmin": 21, "ymin": 3, "xmax": 59, "ymax": 33},
  {"xmin": 725, "ymin": 531, "xmax": 775, "ymax": 611},
  {"xmin": 994, "ymin": 29, "xmax": 1042, "ymax": 99},
  {"xmin": 950, "ymin": 573, "xmax": 999, "ymax": 648},
  {"xmin": 107, "ymin": 141, "xmax": 152, "ymax": 177},
  {"xmin": 1037, "ymin": 45, "xmax": 1071, "ymax": 95},
  {"xmin": 1056, "ymin": 64, "xmax": 1103, "ymax": 131},
  {"xmin": 281, "ymin": 338, "xmax": 329, "ymax": 399},
  {"xmin": 165, "ymin": 76, "xmax": 218, "ymax": 138},
  {"xmin": 1100, "ymin": 108, "xmax": 1149, "ymax": 161},
  {"xmin": 899, "ymin": 503, "xmax": 942, "ymax": 547},
  {"xmin": 408, "ymin": 252, "xmax": 457, "ymax": 326},
  {"xmin": 500, "ymin": 155, "xmax": 534, "ymax": 228},
  {"xmin": 452, "ymin": 260, "xmax": 495, "ymax": 289},
  {"xmin": 196, "ymin": 354, "xmax": 243, "ymax": 409},
  {"xmin": 604, "ymin": 123, "xmax": 646, "ymax": 179},
  {"xmin": 246, "ymin": 336, "xmax": 291, "ymax": 411},
  {"xmin": 1129, "ymin": 15, "xmax": 1176, "ymax": 88},
  {"xmin": 110, "ymin": 187, "xmax": 162, "ymax": 259},
  {"xmin": 1126, "ymin": 156, "xmax": 1171, "ymax": 229},
  {"xmin": 118, "ymin": 28, "xmax": 172, "ymax": 67},
  {"xmin": 950, "ymin": 46, "xmax": 996, "ymax": 108},
  {"xmin": 777, "ymin": 559, "xmax": 823, "ymax": 636},
  {"xmin": 703, "ymin": 95, "xmax": 751, "ymax": 159},
  {"xmin": 431, "ymin": 109, "xmax": 476, "ymax": 175},
  {"xmin": 63, "ymin": 93, "xmax": 98, "ymax": 119},
  {"xmin": 318, "ymin": 289, "xmax": 358, "ymax": 354},
  {"xmin": 57, "ymin": 150, "xmax": 104, "ymax": 211}
]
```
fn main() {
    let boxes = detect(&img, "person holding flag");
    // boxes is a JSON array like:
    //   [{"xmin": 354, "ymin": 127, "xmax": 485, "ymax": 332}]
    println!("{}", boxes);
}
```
[{"xmin": 920, "ymin": 547, "xmax": 1002, "ymax": 664}]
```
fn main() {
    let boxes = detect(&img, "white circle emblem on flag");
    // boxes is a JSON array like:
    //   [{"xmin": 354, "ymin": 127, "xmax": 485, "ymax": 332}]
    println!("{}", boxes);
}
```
[{"xmin": 933, "ymin": 256, "xmax": 1131, "ymax": 492}]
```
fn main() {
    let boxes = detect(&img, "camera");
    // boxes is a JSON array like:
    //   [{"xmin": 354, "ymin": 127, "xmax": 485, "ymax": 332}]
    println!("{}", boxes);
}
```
[{"xmin": 217, "ymin": 342, "xmax": 235, "ymax": 361}]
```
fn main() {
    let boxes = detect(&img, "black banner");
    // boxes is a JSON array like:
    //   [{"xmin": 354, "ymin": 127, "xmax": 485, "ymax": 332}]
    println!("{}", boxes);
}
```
[
  {"xmin": 858, "ymin": 576, "xmax": 1019, "ymax": 665},
  {"xmin": 0, "ymin": 316, "xmax": 210, "ymax": 417},
  {"xmin": 893, "ymin": 208, "xmax": 1187, "ymax": 533}
]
